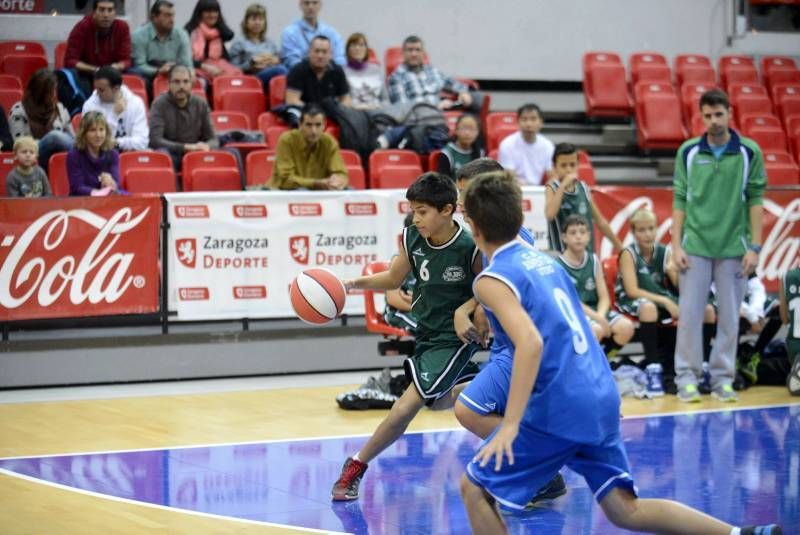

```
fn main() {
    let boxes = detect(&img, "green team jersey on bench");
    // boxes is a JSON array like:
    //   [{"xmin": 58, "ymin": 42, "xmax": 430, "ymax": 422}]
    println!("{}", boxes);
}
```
[{"xmin": 556, "ymin": 251, "xmax": 601, "ymax": 309}]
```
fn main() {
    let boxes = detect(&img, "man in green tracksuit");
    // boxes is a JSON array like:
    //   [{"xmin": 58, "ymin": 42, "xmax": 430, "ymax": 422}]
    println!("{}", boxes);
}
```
[{"xmin": 671, "ymin": 89, "xmax": 766, "ymax": 403}]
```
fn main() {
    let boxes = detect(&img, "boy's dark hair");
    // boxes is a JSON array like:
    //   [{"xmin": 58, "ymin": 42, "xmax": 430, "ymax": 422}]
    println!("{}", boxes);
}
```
[
  {"xmin": 456, "ymin": 157, "xmax": 503, "ymax": 181},
  {"xmin": 93, "ymin": 0, "xmax": 116, "ymax": 9},
  {"xmin": 463, "ymin": 171, "xmax": 523, "ymax": 243},
  {"xmin": 552, "ymin": 142, "xmax": 578, "ymax": 164},
  {"xmin": 311, "ymin": 35, "xmax": 331, "ymax": 46},
  {"xmin": 403, "ymin": 212, "xmax": 414, "ymax": 227},
  {"xmin": 301, "ymin": 103, "xmax": 326, "ymax": 121},
  {"xmin": 168, "ymin": 63, "xmax": 191, "ymax": 80},
  {"xmin": 561, "ymin": 214, "xmax": 589, "ymax": 233},
  {"xmin": 94, "ymin": 66, "xmax": 122, "ymax": 87},
  {"xmin": 150, "ymin": 0, "xmax": 173, "ymax": 17},
  {"xmin": 403, "ymin": 35, "xmax": 423, "ymax": 48},
  {"xmin": 406, "ymin": 172, "xmax": 457, "ymax": 212},
  {"xmin": 517, "ymin": 103, "xmax": 542, "ymax": 119},
  {"xmin": 699, "ymin": 88, "xmax": 730, "ymax": 110}
]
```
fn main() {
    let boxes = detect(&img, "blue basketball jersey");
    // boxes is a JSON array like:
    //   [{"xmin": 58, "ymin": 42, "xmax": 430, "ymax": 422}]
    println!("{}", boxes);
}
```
[{"xmin": 476, "ymin": 241, "xmax": 620, "ymax": 445}]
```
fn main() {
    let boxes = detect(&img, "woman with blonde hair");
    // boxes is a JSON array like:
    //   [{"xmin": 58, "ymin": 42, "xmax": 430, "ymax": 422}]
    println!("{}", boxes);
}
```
[
  {"xmin": 229, "ymin": 3, "xmax": 287, "ymax": 90},
  {"xmin": 66, "ymin": 111, "xmax": 124, "ymax": 196}
]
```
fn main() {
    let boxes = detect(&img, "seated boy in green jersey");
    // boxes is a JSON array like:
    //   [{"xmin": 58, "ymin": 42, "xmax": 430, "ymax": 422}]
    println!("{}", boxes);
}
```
[
  {"xmin": 384, "ymin": 212, "xmax": 420, "ymax": 335},
  {"xmin": 780, "ymin": 265, "xmax": 800, "ymax": 396},
  {"xmin": 332, "ymin": 172, "xmax": 483, "ymax": 501},
  {"xmin": 545, "ymin": 142, "xmax": 623, "ymax": 254},
  {"xmin": 556, "ymin": 214, "xmax": 635, "ymax": 359}
]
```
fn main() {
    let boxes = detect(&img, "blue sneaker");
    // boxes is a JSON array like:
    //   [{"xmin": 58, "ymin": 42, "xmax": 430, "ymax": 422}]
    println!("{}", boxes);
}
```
[{"xmin": 645, "ymin": 363, "xmax": 665, "ymax": 397}]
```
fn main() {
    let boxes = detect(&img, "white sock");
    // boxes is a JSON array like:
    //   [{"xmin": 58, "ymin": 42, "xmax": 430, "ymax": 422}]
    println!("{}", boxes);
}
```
[
  {"xmin": 352, "ymin": 452, "xmax": 361, "ymax": 462},
  {"xmin": 730, "ymin": 528, "xmax": 741, "ymax": 535}
]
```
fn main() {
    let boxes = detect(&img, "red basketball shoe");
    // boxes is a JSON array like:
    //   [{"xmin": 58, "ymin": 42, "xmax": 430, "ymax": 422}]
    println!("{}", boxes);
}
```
[{"xmin": 331, "ymin": 457, "xmax": 368, "ymax": 501}]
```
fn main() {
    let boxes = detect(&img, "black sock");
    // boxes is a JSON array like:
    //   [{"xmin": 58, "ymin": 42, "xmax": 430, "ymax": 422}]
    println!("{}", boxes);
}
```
[
  {"xmin": 603, "ymin": 338, "xmax": 623, "ymax": 358},
  {"xmin": 703, "ymin": 323, "xmax": 716, "ymax": 363},
  {"xmin": 754, "ymin": 318, "xmax": 782, "ymax": 355},
  {"xmin": 639, "ymin": 321, "xmax": 660, "ymax": 368}
]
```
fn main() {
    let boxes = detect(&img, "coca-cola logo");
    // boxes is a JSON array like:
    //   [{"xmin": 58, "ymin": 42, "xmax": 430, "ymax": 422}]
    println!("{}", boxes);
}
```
[
  {"xmin": 175, "ymin": 205, "xmax": 209, "ymax": 218},
  {"xmin": 176, "ymin": 238, "xmax": 196, "ymax": 268},
  {"xmin": 233, "ymin": 205, "xmax": 268, "ymax": 218},
  {"xmin": 232, "ymin": 286, "xmax": 267, "ymax": 299},
  {"xmin": 345, "ymin": 202, "xmax": 377, "ymax": 216},
  {"xmin": 0, "ymin": 207, "xmax": 150, "ymax": 309},
  {"xmin": 289, "ymin": 203, "xmax": 322, "ymax": 217},
  {"xmin": 760, "ymin": 198, "xmax": 800, "ymax": 281},
  {"xmin": 289, "ymin": 235, "xmax": 309, "ymax": 265}
]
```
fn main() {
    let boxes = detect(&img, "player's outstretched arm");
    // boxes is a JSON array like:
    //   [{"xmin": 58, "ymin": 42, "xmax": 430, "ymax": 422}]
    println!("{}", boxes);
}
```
[
  {"xmin": 343, "ymin": 246, "xmax": 412, "ymax": 292},
  {"xmin": 472, "ymin": 277, "xmax": 542, "ymax": 472}
]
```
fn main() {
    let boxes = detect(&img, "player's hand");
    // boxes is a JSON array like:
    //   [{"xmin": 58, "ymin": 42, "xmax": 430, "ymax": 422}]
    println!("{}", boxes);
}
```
[
  {"xmin": 664, "ymin": 300, "xmax": 680, "ymax": 320},
  {"xmin": 472, "ymin": 306, "xmax": 491, "ymax": 348},
  {"xmin": 672, "ymin": 245, "xmax": 689, "ymax": 272},
  {"xmin": 559, "ymin": 173, "xmax": 578, "ymax": 189},
  {"xmin": 341, "ymin": 279, "xmax": 355, "ymax": 292},
  {"xmin": 475, "ymin": 422, "xmax": 518, "ymax": 471},
  {"xmin": 741, "ymin": 250, "xmax": 758, "ymax": 277},
  {"xmin": 454, "ymin": 308, "xmax": 481, "ymax": 345}
]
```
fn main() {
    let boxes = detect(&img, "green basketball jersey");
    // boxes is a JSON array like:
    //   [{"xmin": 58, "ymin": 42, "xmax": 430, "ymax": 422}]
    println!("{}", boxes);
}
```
[
  {"xmin": 404, "ymin": 221, "xmax": 478, "ymax": 343},
  {"xmin": 556, "ymin": 251, "xmax": 600, "ymax": 309},
  {"xmin": 783, "ymin": 268, "xmax": 800, "ymax": 347},
  {"xmin": 614, "ymin": 242, "xmax": 676, "ymax": 303},
  {"xmin": 547, "ymin": 180, "xmax": 596, "ymax": 253}
]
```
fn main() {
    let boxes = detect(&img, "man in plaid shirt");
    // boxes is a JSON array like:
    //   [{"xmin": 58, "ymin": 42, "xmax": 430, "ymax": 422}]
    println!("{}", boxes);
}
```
[{"xmin": 388, "ymin": 35, "xmax": 477, "ymax": 112}]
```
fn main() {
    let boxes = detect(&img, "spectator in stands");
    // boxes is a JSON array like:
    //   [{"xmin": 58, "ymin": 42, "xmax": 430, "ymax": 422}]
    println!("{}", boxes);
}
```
[
  {"xmin": 285, "ymin": 36, "xmax": 351, "ymax": 108},
  {"xmin": 64, "ymin": 0, "xmax": 131, "ymax": 97},
  {"xmin": 671, "ymin": 88, "xmax": 766, "ymax": 403},
  {"xmin": 184, "ymin": 0, "xmax": 242, "ymax": 83},
  {"xmin": 67, "ymin": 111, "xmax": 123, "ymax": 196},
  {"xmin": 0, "ymin": 106, "xmax": 12, "ymax": 151},
  {"xmin": 436, "ymin": 113, "xmax": 484, "ymax": 179},
  {"xmin": 149, "ymin": 65, "xmax": 218, "ymax": 170},
  {"xmin": 387, "ymin": 35, "xmax": 477, "ymax": 113},
  {"xmin": 9, "ymin": 69, "xmax": 75, "ymax": 174},
  {"xmin": 545, "ymin": 142, "xmax": 622, "ymax": 253},
  {"xmin": 82, "ymin": 67, "xmax": 149, "ymax": 152},
  {"xmin": 229, "ymin": 4, "xmax": 288, "ymax": 91},
  {"xmin": 131, "ymin": 0, "xmax": 193, "ymax": 92},
  {"xmin": 343, "ymin": 32, "xmax": 387, "ymax": 110},
  {"xmin": 270, "ymin": 103, "xmax": 348, "ymax": 190},
  {"xmin": 498, "ymin": 103, "xmax": 554, "ymax": 185},
  {"xmin": 280, "ymin": 0, "xmax": 345, "ymax": 69},
  {"xmin": 5, "ymin": 137, "xmax": 51, "ymax": 198}
]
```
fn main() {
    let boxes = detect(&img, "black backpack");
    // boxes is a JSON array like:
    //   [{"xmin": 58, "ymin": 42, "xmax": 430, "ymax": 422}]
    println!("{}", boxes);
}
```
[{"xmin": 55, "ymin": 68, "xmax": 89, "ymax": 117}]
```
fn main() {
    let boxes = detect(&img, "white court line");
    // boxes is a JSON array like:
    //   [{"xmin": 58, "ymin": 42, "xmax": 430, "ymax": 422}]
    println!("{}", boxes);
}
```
[
  {"xmin": 0, "ymin": 468, "xmax": 348, "ymax": 535},
  {"xmin": 1, "ymin": 401, "xmax": 797, "ymax": 461}
]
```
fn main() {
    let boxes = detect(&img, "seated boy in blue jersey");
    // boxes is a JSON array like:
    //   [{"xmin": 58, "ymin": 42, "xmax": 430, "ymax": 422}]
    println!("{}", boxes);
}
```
[
  {"xmin": 383, "ymin": 212, "xmax": 420, "ymax": 335},
  {"xmin": 556, "ymin": 214, "xmax": 635, "ymax": 355},
  {"xmin": 458, "ymin": 171, "xmax": 781, "ymax": 535},
  {"xmin": 331, "ymin": 172, "xmax": 484, "ymax": 501}
]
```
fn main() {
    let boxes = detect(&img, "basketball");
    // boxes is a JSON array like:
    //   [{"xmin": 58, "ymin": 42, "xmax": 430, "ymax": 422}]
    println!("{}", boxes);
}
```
[{"xmin": 289, "ymin": 268, "xmax": 347, "ymax": 325}]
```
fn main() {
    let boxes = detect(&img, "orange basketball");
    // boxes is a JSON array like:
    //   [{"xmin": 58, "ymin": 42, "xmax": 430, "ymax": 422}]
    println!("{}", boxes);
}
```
[{"xmin": 289, "ymin": 268, "xmax": 346, "ymax": 324}]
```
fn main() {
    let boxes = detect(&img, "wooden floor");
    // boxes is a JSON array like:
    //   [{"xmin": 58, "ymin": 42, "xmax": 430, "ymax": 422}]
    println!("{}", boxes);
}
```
[{"xmin": 0, "ymin": 383, "xmax": 795, "ymax": 534}]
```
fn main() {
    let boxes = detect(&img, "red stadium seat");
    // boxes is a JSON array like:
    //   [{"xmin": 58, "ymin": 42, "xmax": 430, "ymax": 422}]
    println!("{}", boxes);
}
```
[
  {"xmin": 268, "ymin": 75, "xmax": 286, "ymax": 110},
  {"xmin": 47, "ymin": 152, "xmax": 70, "ymax": 196},
  {"xmin": 362, "ymin": 261, "xmax": 411, "ymax": 338},
  {"xmin": 54, "ymin": 41, "xmax": 67, "ymax": 70},
  {"xmin": 583, "ymin": 52, "xmax": 633, "ymax": 117},
  {"xmin": 257, "ymin": 111, "xmax": 284, "ymax": 134},
  {"xmin": 71, "ymin": 113, "xmax": 82, "ymax": 133},
  {"xmin": 680, "ymin": 83, "xmax": 717, "ymax": 122},
  {"xmin": 122, "ymin": 74, "xmax": 146, "ymax": 94},
  {"xmin": 634, "ymin": 82, "xmax": 687, "ymax": 150},
  {"xmin": 674, "ymin": 54, "xmax": 716, "ymax": 87},
  {"xmin": 369, "ymin": 149, "xmax": 423, "ymax": 189},
  {"xmin": 761, "ymin": 56, "xmax": 799, "ymax": 92},
  {"xmin": 0, "ymin": 54, "xmax": 48, "ymax": 87},
  {"xmin": 119, "ymin": 150, "xmax": 173, "ymax": 187},
  {"xmin": 427, "ymin": 150, "xmax": 441, "ymax": 173},
  {"xmin": 0, "ymin": 88, "xmax": 21, "ymax": 114},
  {"xmin": 245, "ymin": 149, "xmax": 276, "ymax": 187},
  {"xmin": 212, "ymin": 75, "xmax": 261, "ymax": 110},
  {"xmin": 265, "ymin": 125, "xmax": 289, "ymax": 148},
  {"xmin": 740, "ymin": 114, "xmax": 788, "ymax": 152},
  {"xmin": 0, "ymin": 152, "xmax": 15, "ymax": 196},
  {"xmin": 0, "ymin": 74, "xmax": 21, "ymax": 90},
  {"xmin": 577, "ymin": 150, "xmax": 596, "ymax": 185},
  {"xmin": 0, "ymin": 41, "xmax": 46, "ymax": 60},
  {"xmin": 629, "ymin": 52, "xmax": 671, "ymax": 85},
  {"xmin": 763, "ymin": 150, "xmax": 799, "ymax": 185},
  {"xmin": 486, "ymin": 112, "xmax": 517, "ymax": 153},
  {"xmin": 124, "ymin": 168, "xmax": 177, "ymax": 193},
  {"xmin": 182, "ymin": 151, "xmax": 242, "ymax": 191},
  {"xmin": 774, "ymin": 85, "xmax": 800, "ymax": 125},
  {"xmin": 719, "ymin": 55, "xmax": 759, "ymax": 89},
  {"xmin": 340, "ymin": 149, "xmax": 366, "ymax": 189},
  {"xmin": 211, "ymin": 110, "xmax": 251, "ymax": 131},
  {"xmin": 601, "ymin": 256, "xmax": 619, "ymax": 310},
  {"xmin": 217, "ymin": 90, "xmax": 265, "ymax": 132},
  {"xmin": 729, "ymin": 83, "xmax": 773, "ymax": 123}
]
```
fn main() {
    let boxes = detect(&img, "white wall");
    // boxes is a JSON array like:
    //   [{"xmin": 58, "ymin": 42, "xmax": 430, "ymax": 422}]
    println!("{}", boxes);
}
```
[{"xmin": 1, "ymin": 0, "xmax": 798, "ymax": 80}]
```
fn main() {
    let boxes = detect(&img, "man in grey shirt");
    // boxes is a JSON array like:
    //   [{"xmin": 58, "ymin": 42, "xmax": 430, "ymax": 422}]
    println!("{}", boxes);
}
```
[
  {"xmin": 130, "ymin": 0, "xmax": 193, "ymax": 93},
  {"xmin": 149, "ymin": 65, "xmax": 217, "ymax": 170}
]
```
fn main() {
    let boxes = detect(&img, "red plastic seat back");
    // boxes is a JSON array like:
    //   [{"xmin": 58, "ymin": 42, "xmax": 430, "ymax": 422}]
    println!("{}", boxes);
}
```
[
  {"xmin": 48, "ymin": 152, "xmax": 70, "ymax": 196},
  {"xmin": 124, "ymin": 168, "xmax": 177, "ymax": 193},
  {"xmin": 0, "ymin": 74, "xmax": 21, "ymax": 90},
  {"xmin": 211, "ymin": 111, "xmax": 251, "ymax": 131},
  {"xmin": 0, "ymin": 41, "xmax": 46, "ymax": 60},
  {"xmin": 0, "ymin": 152, "xmax": 15, "ymax": 196},
  {"xmin": 245, "ymin": 149, "xmax": 276, "ymax": 187},
  {"xmin": 601, "ymin": 256, "xmax": 618, "ymax": 309},
  {"xmin": 218, "ymin": 90, "xmax": 265, "ymax": 132},
  {"xmin": 340, "ymin": 149, "xmax": 366, "ymax": 189},
  {"xmin": 268, "ymin": 75, "xmax": 286, "ymax": 110},
  {"xmin": 486, "ymin": 112, "xmax": 518, "ymax": 152},
  {"xmin": 369, "ymin": 150, "xmax": 422, "ymax": 189},
  {"xmin": 182, "ymin": 151, "xmax": 241, "ymax": 191},
  {"xmin": 362, "ymin": 261, "xmax": 410, "ymax": 338},
  {"xmin": 0, "ymin": 88, "xmax": 21, "ymax": 114},
  {"xmin": 0, "ymin": 55, "xmax": 48, "ymax": 87}
]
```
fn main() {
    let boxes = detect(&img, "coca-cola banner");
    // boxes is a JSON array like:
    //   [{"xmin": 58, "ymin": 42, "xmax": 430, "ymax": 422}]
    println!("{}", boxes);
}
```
[
  {"xmin": 591, "ymin": 187, "xmax": 800, "ymax": 293},
  {"xmin": 0, "ymin": 196, "xmax": 162, "ymax": 321},
  {"xmin": 165, "ymin": 188, "xmax": 548, "ymax": 320}
]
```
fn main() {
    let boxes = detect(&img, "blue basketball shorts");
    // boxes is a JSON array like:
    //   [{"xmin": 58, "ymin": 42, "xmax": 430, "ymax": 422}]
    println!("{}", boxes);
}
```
[
  {"xmin": 465, "ymin": 425, "xmax": 637, "ymax": 512},
  {"xmin": 457, "ymin": 353, "xmax": 512, "ymax": 416}
]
